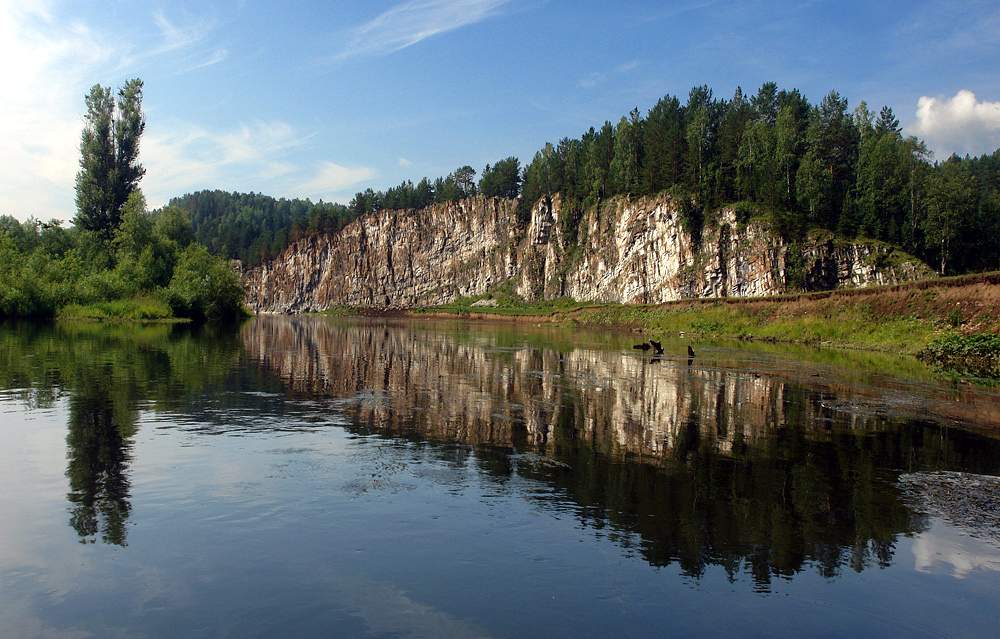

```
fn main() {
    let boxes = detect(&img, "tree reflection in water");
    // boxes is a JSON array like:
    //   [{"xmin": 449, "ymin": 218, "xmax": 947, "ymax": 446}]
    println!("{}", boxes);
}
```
[
  {"xmin": 66, "ymin": 370, "xmax": 135, "ymax": 545},
  {"xmin": 0, "ymin": 321, "xmax": 242, "ymax": 547}
]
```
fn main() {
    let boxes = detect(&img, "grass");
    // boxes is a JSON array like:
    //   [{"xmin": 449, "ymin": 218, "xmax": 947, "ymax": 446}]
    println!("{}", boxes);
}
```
[{"xmin": 57, "ymin": 296, "xmax": 183, "ymax": 322}]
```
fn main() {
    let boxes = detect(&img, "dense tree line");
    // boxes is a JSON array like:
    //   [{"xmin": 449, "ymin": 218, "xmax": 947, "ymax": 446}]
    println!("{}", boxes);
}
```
[
  {"xmin": 166, "ymin": 82, "xmax": 999, "ymax": 275},
  {"xmin": 513, "ymin": 83, "xmax": 999, "ymax": 274},
  {"xmin": 333, "ymin": 83, "xmax": 998, "ymax": 275},
  {"xmin": 165, "ymin": 190, "xmax": 356, "ymax": 265}
]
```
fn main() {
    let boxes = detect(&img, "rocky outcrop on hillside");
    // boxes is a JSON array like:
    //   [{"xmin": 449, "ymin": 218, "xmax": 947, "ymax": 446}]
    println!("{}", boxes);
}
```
[{"xmin": 242, "ymin": 194, "xmax": 933, "ymax": 312}]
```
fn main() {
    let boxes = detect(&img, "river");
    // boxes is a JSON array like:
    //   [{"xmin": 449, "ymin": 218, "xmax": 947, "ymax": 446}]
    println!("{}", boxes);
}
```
[{"xmin": 2, "ymin": 316, "xmax": 1000, "ymax": 638}]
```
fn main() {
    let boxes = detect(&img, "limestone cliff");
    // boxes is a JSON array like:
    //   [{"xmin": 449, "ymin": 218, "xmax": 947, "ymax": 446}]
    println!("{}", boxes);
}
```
[{"xmin": 242, "ymin": 194, "xmax": 933, "ymax": 312}]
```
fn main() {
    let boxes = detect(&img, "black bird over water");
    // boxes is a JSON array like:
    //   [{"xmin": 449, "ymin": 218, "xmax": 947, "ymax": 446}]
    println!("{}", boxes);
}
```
[{"xmin": 687, "ymin": 345, "xmax": 695, "ymax": 359}]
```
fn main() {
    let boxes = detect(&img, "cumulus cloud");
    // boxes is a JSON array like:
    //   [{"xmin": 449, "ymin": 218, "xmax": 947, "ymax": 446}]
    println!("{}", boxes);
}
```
[
  {"xmin": 336, "ymin": 0, "xmax": 510, "ymax": 60},
  {"xmin": 912, "ymin": 89, "xmax": 1000, "ymax": 158},
  {"xmin": 295, "ymin": 162, "xmax": 376, "ymax": 200}
]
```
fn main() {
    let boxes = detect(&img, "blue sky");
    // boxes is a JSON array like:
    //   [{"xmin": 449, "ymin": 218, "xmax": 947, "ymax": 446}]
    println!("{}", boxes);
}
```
[{"xmin": 3, "ymin": 0, "xmax": 1000, "ymax": 220}]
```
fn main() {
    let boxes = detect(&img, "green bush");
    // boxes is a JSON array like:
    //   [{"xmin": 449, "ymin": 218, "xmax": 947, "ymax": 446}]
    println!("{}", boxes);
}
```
[
  {"xmin": 1, "ymin": 196, "xmax": 246, "ymax": 323},
  {"xmin": 918, "ymin": 333, "xmax": 1000, "ymax": 379},
  {"xmin": 165, "ymin": 245, "xmax": 245, "ymax": 322}
]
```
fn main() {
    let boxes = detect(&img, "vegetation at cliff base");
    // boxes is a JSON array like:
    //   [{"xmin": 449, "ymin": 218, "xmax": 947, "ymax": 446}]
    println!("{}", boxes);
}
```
[
  {"xmin": 0, "ymin": 79, "xmax": 245, "ymax": 323},
  {"xmin": 919, "ymin": 333, "xmax": 1000, "ymax": 380},
  {"xmin": 414, "ymin": 272, "xmax": 1000, "ymax": 373}
]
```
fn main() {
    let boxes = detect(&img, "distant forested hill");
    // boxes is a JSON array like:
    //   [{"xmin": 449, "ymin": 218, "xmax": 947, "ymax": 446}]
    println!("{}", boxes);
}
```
[{"xmin": 164, "ymin": 191, "xmax": 355, "ymax": 265}]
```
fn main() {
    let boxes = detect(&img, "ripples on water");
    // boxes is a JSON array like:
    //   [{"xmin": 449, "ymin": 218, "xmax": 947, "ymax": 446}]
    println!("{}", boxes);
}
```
[{"xmin": 2, "ymin": 317, "xmax": 1000, "ymax": 638}]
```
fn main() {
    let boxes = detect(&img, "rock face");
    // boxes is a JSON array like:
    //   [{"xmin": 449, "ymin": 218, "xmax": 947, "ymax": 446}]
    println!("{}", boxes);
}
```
[{"xmin": 242, "ymin": 194, "xmax": 933, "ymax": 312}]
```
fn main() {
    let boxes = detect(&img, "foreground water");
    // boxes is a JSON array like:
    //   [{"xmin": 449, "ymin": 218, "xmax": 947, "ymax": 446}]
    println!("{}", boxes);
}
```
[{"xmin": 3, "ymin": 317, "xmax": 1000, "ymax": 638}]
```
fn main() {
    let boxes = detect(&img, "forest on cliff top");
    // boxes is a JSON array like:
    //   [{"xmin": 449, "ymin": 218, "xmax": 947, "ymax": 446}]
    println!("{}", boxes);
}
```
[{"xmin": 167, "ymin": 82, "xmax": 1000, "ymax": 276}]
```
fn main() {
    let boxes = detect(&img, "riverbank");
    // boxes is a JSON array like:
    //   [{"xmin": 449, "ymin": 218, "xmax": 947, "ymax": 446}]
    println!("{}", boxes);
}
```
[{"xmin": 395, "ymin": 272, "xmax": 1000, "ymax": 379}]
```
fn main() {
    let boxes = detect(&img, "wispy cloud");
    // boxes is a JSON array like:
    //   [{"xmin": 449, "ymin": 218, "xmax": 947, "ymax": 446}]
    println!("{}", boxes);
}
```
[
  {"xmin": 179, "ymin": 48, "xmax": 229, "ymax": 73},
  {"xmin": 0, "ymin": 0, "xmax": 116, "ymax": 219},
  {"xmin": 398, "ymin": 157, "xmax": 413, "ymax": 168},
  {"xmin": 152, "ymin": 10, "xmax": 212, "ymax": 55},
  {"xmin": 142, "ymin": 120, "xmax": 316, "ymax": 206},
  {"xmin": 577, "ymin": 59, "xmax": 640, "ymax": 89},
  {"xmin": 910, "ymin": 89, "xmax": 1000, "ymax": 158},
  {"xmin": 335, "ymin": 0, "xmax": 511, "ymax": 61},
  {"xmin": 0, "ymin": 4, "xmax": 244, "ymax": 219},
  {"xmin": 295, "ymin": 162, "xmax": 376, "ymax": 199}
]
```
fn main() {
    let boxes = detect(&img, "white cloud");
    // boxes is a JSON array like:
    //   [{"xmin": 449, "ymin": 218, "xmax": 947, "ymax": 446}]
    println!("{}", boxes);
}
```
[
  {"xmin": 336, "ymin": 0, "xmax": 510, "ymax": 60},
  {"xmin": 0, "ymin": 4, "xmax": 260, "ymax": 220},
  {"xmin": 142, "ymin": 120, "xmax": 312, "ymax": 207},
  {"xmin": 0, "ymin": 0, "xmax": 116, "ymax": 219},
  {"xmin": 576, "ymin": 72, "xmax": 605, "ymax": 89},
  {"xmin": 911, "ymin": 90, "xmax": 1000, "ymax": 158},
  {"xmin": 398, "ymin": 157, "xmax": 413, "ymax": 168},
  {"xmin": 913, "ymin": 525, "xmax": 1000, "ymax": 579},
  {"xmin": 295, "ymin": 162, "xmax": 376, "ymax": 199}
]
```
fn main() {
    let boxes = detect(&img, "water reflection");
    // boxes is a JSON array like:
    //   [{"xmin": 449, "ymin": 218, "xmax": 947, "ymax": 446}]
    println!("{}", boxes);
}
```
[
  {"xmin": 2, "ymin": 316, "xmax": 1000, "ymax": 586},
  {"xmin": 240, "ymin": 316, "xmax": 1000, "ymax": 586},
  {"xmin": 66, "ymin": 373, "xmax": 134, "ymax": 545},
  {"xmin": 0, "ymin": 321, "xmax": 241, "ymax": 546}
]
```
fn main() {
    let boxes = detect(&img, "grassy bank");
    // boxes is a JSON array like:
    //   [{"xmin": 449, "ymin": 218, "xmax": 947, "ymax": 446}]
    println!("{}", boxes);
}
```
[
  {"xmin": 402, "ymin": 272, "xmax": 1000, "ymax": 375},
  {"xmin": 57, "ymin": 296, "xmax": 181, "ymax": 322}
]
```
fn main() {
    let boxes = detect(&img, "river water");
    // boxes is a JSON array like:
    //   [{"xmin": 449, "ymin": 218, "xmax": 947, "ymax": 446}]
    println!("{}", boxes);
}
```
[{"xmin": 2, "ymin": 316, "xmax": 1000, "ymax": 638}]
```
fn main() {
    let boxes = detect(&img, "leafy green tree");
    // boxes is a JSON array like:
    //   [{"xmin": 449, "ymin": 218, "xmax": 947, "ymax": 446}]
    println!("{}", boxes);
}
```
[
  {"xmin": 852, "ymin": 101, "xmax": 875, "ymax": 142},
  {"xmin": 797, "ymin": 91, "xmax": 858, "ymax": 227},
  {"xmin": 112, "ymin": 191, "xmax": 153, "ymax": 260},
  {"xmin": 585, "ymin": 122, "xmax": 615, "ymax": 204},
  {"xmin": 520, "ymin": 144, "xmax": 561, "ymax": 221},
  {"xmin": 775, "ymin": 91, "xmax": 809, "ymax": 208},
  {"xmin": 684, "ymin": 86, "xmax": 715, "ymax": 198},
  {"xmin": 923, "ymin": 157, "xmax": 976, "ymax": 274},
  {"xmin": 165, "ymin": 244, "xmax": 245, "ymax": 322},
  {"xmin": 478, "ymin": 156, "xmax": 522, "ymax": 198},
  {"xmin": 452, "ymin": 165, "xmax": 477, "ymax": 198},
  {"xmin": 74, "ymin": 79, "xmax": 146, "ymax": 239},
  {"xmin": 751, "ymin": 82, "xmax": 779, "ymax": 126},
  {"xmin": 736, "ymin": 119, "xmax": 777, "ymax": 205},
  {"xmin": 153, "ymin": 206, "xmax": 195, "ymax": 248},
  {"xmin": 717, "ymin": 87, "xmax": 753, "ymax": 202}
]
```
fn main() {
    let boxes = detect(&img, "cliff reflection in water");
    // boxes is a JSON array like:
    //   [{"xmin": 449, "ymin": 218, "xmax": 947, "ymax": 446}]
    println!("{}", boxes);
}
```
[{"xmin": 243, "ymin": 316, "xmax": 1000, "ymax": 585}]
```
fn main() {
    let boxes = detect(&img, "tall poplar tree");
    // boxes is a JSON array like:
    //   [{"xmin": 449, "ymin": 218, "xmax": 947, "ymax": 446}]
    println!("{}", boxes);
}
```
[{"xmin": 74, "ymin": 78, "xmax": 146, "ymax": 239}]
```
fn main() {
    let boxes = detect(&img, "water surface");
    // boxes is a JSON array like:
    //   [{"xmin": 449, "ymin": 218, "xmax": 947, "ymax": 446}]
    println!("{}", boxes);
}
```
[{"xmin": 2, "ymin": 317, "xmax": 1000, "ymax": 638}]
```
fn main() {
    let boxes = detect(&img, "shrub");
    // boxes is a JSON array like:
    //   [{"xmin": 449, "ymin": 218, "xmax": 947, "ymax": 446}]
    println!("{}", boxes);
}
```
[{"xmin": 165, "ymin": 245, "xmax": 245, "ymax": 322}]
